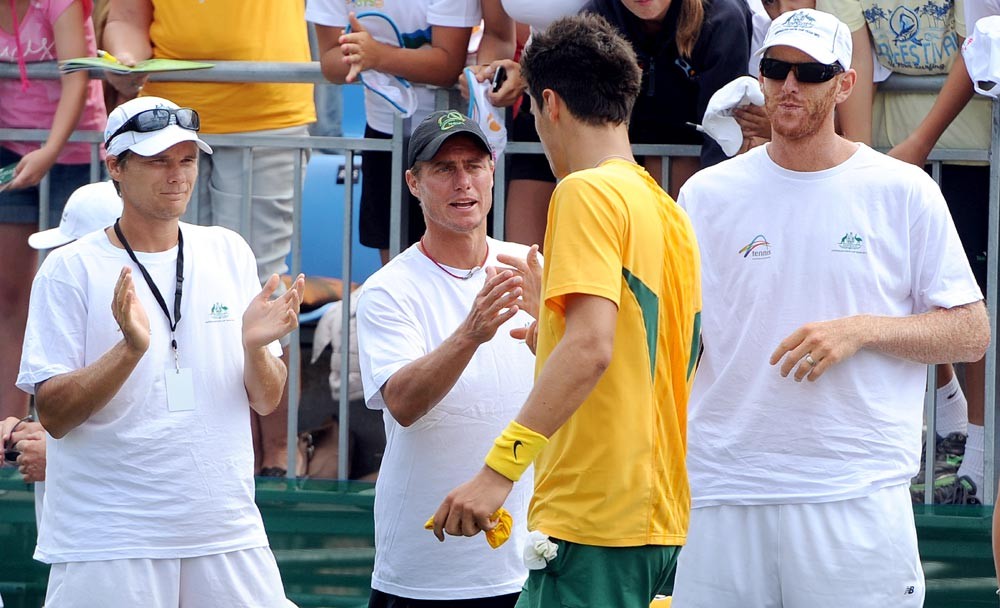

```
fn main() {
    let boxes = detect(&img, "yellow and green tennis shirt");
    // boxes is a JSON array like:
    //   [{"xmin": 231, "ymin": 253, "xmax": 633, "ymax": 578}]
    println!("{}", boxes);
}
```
[{"xmin": 530, "ymin": 159, "xmax": 702, "ymax": 547}]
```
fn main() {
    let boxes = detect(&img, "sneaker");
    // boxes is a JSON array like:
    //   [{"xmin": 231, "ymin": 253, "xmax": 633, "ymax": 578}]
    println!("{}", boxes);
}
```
[
  {"xmin": 911, "ymin": 432, "xmax": 966, "ymax": 485},
  {"xmin": 912, "ymin": 474, "xmax": 981, "ymax": 505}
]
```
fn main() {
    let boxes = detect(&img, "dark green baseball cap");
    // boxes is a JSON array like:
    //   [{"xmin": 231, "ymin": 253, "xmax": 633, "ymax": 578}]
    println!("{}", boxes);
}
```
[{"xmin": 408, "ymin": 110, "xmax": 493, "ymax": 169}]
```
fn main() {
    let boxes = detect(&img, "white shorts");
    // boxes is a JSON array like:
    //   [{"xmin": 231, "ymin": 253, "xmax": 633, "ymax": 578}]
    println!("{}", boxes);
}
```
[
  {"xmin": 672, "ymin": 483, "xmax": 924, "ymax": 608},
  {"xmin": 44, "ymin": 546, "xmax": 296, "ymax": 608}
]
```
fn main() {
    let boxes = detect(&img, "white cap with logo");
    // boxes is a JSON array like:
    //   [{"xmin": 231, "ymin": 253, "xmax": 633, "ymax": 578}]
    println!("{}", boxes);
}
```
[
  {"xmin": 28, "ymin": 181, "xmax": 123, "ymax": 250},
  {"xmin": 104, "ymin": 96, "xmax": 213, "ymax": 157},
  {"xmin": 756, "ymin": 9, "xmax": 853, "ymax": 70},
  {"xmin": 963, "ymin": 15, "xmax": 1000, "ymax": 98}
]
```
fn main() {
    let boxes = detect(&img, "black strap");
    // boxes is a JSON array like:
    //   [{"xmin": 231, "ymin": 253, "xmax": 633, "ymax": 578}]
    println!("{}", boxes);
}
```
[{"xmin": 113, "ymin": 219, "xmax": 184, "ymax": 350}]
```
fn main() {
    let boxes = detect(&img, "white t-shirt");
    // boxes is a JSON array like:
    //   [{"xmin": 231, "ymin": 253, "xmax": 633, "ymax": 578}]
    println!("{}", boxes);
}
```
[
  {"xmin": 499, "ymin": 0, "xmax": 588, "ymax": 31},
  {"xmin": 357, "ymin": 238, "xmax": 535, "ymax": 600},
  {"xmin": 678, "ymin": 144, "xmax": 982, "ymax": 507},
  {"xmin": 18, "ymin": 224, "xmax": 280, "ymax": 563},
  {"xmin": 306, "ymin": 0, "xmax": 482, "ymax": 135}
]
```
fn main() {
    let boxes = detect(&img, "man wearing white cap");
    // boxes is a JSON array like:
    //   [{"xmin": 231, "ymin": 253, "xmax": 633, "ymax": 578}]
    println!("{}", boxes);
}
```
[
  {"xmin": 27, "ymin": 181, "xmax": 123, "ymax": 250},
  {"xmin": 673, "ymin": 9, "xmax": 989, "ymax": 607},
  {"xmin": 16, "ymin": 96, "xmax": 304, "ymax": 607}
]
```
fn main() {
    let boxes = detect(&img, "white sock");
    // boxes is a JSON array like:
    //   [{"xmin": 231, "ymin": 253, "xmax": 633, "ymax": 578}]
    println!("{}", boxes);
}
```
[
  {"xmin": 935, "ymin": 374, "xmax": 968, "ymax": 436},
  {"xmin": 958, "ymin": 424, "xmax": 984, "ymax": 492}
]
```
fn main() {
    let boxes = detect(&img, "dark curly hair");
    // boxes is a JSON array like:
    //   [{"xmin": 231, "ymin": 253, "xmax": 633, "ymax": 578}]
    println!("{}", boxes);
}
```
[{"xmin": 520, "ymin": 13, "xmax": 642, "ymax": 127}]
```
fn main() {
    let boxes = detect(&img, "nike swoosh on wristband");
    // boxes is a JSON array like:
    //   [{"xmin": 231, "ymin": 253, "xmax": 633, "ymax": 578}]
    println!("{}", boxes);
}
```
[{"xmin": 513, "ymin": 440, "xmax": 523, "ymax": 461}]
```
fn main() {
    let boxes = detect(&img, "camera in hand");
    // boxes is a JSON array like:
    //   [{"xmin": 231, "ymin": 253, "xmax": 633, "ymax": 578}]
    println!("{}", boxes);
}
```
[
  {"xmin": 3, "ymin": 447, "xmax": 19, "ymax": 463},
  {"xmin": 492, "ymin": 66, "xmax": 507, "ymax": 93}
]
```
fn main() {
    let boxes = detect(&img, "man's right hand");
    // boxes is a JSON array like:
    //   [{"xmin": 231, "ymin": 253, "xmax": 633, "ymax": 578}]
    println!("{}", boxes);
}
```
[
  {"xmin": 10, "ymin": 424, "xmax": 46, "ymax": 483},
  {"xmin": 113, "ymin": 267, "xmax": 151, "ymax": 354},
  {"xmin": 2, "ymin": 417, "xmax": 46, "ymax": 482},
  {"xmin": 459, "ymin": 267, "xmax": 523, "ymax": 344}
]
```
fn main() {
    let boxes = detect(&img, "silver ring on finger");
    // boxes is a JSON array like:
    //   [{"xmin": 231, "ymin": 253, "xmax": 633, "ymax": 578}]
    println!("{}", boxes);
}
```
[{"xmin": 805, "ymin": 353, "xmax": 817, "ymax": 367}]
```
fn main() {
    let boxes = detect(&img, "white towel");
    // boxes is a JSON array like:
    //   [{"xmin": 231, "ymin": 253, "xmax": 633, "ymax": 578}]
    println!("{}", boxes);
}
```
[{"xmin": 699, "ymin": 76, "xmax": 766, "ymax": 157}]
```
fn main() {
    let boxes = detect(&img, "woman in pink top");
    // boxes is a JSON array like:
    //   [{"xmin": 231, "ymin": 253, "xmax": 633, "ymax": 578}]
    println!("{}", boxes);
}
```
[{"xmin": 0, "ymin": 0, "xmax": 106, "ymax": 419}]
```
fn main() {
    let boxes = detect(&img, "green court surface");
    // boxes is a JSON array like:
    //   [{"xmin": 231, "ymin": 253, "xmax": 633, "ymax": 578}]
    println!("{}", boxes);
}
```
[{"xmin": 0, "ymin": 471, "xmax": 995, "ymax": 607}]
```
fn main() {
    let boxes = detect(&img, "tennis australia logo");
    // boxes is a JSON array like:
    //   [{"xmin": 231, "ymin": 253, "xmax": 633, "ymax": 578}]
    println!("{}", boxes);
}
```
[
  {"xmin": 738, "ymin": 234, "xmax": 772, "ymax": 260},
  {"xmin": 207, "ymin": 302, "xmax": 232, "ymax": 323},
  {"xmin": 834, "ymin": 231, "xmax": 866, "ymax": 254},
  {"xmin": 437, "ymin": 110, "xmax": 467, "ymax": 131}
]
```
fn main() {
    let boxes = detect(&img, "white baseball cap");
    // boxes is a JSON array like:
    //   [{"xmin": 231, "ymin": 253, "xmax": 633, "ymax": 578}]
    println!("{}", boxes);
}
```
[
  {"xmin": 104, "ymin": 96, "xmax": 212, "ymax": 157},
  {"xmin": 963, "ymin": 16, "xmax": 1000, "ymax": 98},
  {"xmin": 28, "ymin": 181, "xmax": 123, "ymax": 249},
  {"xmin": 757, "ymin": 9, "xmax": 853, "ymax": 70}
]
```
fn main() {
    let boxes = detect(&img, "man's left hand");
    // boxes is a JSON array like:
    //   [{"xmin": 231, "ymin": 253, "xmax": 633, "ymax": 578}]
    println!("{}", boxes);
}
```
[
  {"xmin": 243, "ymin": 273, "xmax": 305, "ymax": 350},
  {"xmin": 497, "ymin": 244, "xmax": 542, "ymax": 319},
  {"xmin": 432, "ymin": 466, "xmax": 514, "ymax": 541},
  {"xmin": 769, "ymin": 316, "xmax": 867, "ymax": 382}
]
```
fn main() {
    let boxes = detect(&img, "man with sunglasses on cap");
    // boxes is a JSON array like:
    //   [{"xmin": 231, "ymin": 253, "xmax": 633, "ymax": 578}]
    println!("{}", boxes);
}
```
[
  {"xmin": 355, "ymin": 109, "xmax": 538, "ymax": 607},
  {"xmin": 16, "ymin": 96, "xmax": 304, "ymax": 608},
  {"xmin": 672, "ymin": 9, "xmax": 989, "ymax": 607}
]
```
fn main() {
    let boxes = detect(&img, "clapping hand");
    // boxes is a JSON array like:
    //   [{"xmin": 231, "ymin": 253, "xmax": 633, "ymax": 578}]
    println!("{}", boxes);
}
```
[
  {"xmin": 458, "ymin": 267, "xmax": 523, "ymax": 345},
  {"xmin": 113, "ymin": 267, "xmax": 151, "ymax": 355},
  {"xmin": 242, "ymin": 274, "xmax": 305, "ymax": 350}
]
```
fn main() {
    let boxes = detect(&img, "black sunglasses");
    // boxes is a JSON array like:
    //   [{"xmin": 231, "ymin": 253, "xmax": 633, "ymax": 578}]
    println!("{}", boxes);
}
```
[
  {"xmin": 759, "ymin": 58, "xmax": 844, "ymax": 83},
  {"xmin": 105, "ymin": 107, "xmax": 201, "ymax": 149}
]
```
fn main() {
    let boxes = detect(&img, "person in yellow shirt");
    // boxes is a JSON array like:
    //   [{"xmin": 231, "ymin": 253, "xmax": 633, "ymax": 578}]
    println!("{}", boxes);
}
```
[
  {"xmin": 432, "ymin": 14, "xmax": 702, "ymax": 608},
  {"xmin": 102, "ymin": 0, "xmax": 316, "ymax": 477}
]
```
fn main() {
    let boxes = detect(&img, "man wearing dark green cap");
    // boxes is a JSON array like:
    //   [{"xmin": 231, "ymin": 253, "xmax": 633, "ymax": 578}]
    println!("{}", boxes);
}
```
[{"xmin": 356, "ymin": 110, "xmax": 541, "ymax": 607}]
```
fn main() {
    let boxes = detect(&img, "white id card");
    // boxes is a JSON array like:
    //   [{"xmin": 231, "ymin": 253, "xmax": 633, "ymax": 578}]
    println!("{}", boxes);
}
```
[{"xmin": 165, "ymin": 368, "xmax": 196, "ymax": 412}]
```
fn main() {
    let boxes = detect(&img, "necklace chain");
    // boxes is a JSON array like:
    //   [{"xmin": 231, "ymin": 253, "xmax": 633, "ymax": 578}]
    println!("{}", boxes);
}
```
[
  {"xmin": 419, "ymin": 237, "xmax": 489, "ymax": 280},
  {"xmin": 594, "ymin": 154, "xmax": 635, "ymax": 167}
]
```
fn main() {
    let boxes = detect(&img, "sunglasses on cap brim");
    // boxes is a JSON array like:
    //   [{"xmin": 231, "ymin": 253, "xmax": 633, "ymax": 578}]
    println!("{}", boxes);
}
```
[
  {"xmin": 105, "ymin": 107, "xmax": 201, "ymax": 150},
  {"xmin": 759, "ymin": 58, "xmax": 844, "ymax": 83}
]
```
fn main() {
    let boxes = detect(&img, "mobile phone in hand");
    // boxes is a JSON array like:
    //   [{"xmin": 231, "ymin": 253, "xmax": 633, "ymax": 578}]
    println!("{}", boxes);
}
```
[
  {"xmin": 492, "ymin": 66, "xmax": 507, "ymax": 93},
  {"xmin": 0, "ymin": 163, "xmax": 15, "ymax": 193}
]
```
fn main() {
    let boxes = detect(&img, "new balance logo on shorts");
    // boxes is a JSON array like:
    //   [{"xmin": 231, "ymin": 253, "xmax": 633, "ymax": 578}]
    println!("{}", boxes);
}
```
[{"xmin": 904, "ymin": 585, "xmax": 915, "ymax": 595}]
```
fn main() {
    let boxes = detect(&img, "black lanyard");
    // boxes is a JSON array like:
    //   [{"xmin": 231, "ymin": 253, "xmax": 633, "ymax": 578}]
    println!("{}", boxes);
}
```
[{"xmin": 113, "ymin": 219, "xmax": 184, "ymax": 365}]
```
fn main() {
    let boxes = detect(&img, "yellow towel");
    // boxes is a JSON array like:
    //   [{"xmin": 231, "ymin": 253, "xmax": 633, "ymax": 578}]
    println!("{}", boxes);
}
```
[{"xmin": 424, "ymin": 508, "xmax": 513, "ymax": 549}]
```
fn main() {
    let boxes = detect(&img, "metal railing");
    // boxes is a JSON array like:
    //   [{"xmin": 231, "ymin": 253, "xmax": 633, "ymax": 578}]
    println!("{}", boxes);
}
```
[{"xmin": 2, "ymin": 61, "xmax": 998, "ymax": 505}]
